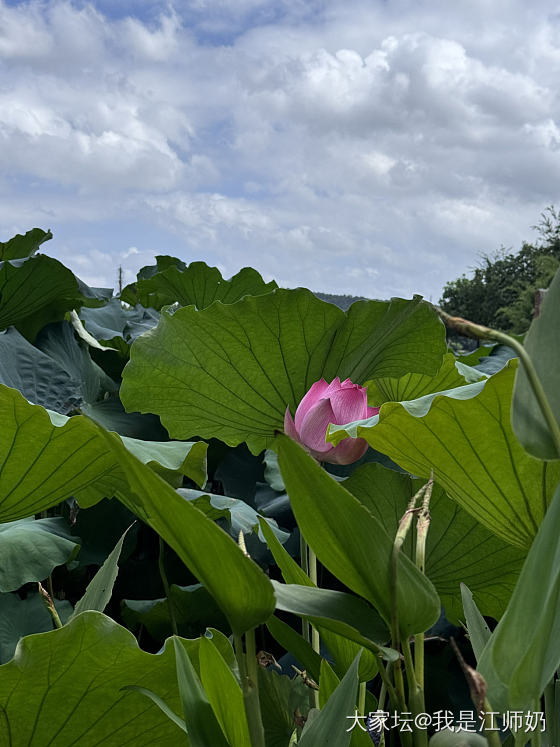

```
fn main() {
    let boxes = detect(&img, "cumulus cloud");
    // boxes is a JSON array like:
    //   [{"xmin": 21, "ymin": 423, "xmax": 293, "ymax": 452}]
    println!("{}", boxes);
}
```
[{"xmin": 1, "ymin": 0, "xmax": 559, "ymax": 302}]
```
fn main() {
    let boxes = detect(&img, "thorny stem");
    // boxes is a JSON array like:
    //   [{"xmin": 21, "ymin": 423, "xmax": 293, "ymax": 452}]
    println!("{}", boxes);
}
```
[{"xmin": 436, "ymin": 308, "xmax": 560, "ymax": 459}]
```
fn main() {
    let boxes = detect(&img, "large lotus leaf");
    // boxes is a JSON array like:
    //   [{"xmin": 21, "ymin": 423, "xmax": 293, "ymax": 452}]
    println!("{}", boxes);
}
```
[
  {"xmin": 138, "ymin": 255, "xmax": 187, "ymax": 280},
  {"xmin": 0, "ymin": 517, "xmax": 80, "ymax": 592},
  {"xmin": 258, "ymin": 667, "xmax": 314, "ymax": 747},
  {"xmin": 277, "ymin": 434, "xmax": 440, "ymax": 637},
  {"xmin": 178, "ymin": 488, "xmax": 289, "ymax": 543},
  {"xmin": 344, "ymin": 464, "xmax": 525, "ymax": 621},
  {"xmin": 0, "ymin": 321, "xmax": 117, "ymax": 416},
  {"xmin": 81, "ymin": 397, "xmax": 169, "ymax": 440},
  {"xmin": 0, "ymin": 383, "xmax": 206, "ymax": 522},
  {"xmin": 0, "ymin": 254, "xmax": 111, "ymax": 341},
  {"xmin": 365, "ymin": 352, "xmax": 485, "ymax": 406},
  {"xmin": 37, "ymin": 321, "xmax": 118, "ymax": 402},
  {"xmin": 0, "ymin": 611, "xmax": 200, "ymax": 745},
  {"xmin": 0, "ymin": 591, "xmax": 73, "ymax": 664},
  {"xmin": 512, "ymin": 266, "xmax": 560, "ymax": 460},
  {"xmin": 329, "ymin": 360, "xmax": 560, "ymax": 548},
  {"xmin": 79, "ymin": 298, "xmax": 160, "ymax": 354},
  {"xmin": 121, "ymin": 259, "xmax": 277, "ymax": 310},
  {"xmin": 0, "ymin": 228, "xmax": 53, "ymax": 260},
  {"xmin": 479, "ymin": 484, "xmax": 560, "ymax": 711},
  {"xmin": 122, "ymin": 583, "xmax": 229, "ymax": 641},
  {"xmin": 91, "ymin": 424, "xmax": 275, "ymax": 634},
  {"xmin": 0, "ymin": 327, "xmax": 82, "ymax": 414},
  {"xmin": 121, "ymin": 288, "xmax": 446, "ymax": 453}
]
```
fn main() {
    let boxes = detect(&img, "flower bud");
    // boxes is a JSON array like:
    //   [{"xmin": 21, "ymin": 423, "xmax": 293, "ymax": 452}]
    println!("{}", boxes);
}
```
[{"xmin": 284, "ymin": 377, "xmax": 379, "ymax": 465}]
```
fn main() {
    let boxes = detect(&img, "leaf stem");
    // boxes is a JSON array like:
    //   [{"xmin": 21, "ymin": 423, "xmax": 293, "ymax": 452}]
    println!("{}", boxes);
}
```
[
  {"xmin": 436, "ymin": 309, "xmax": 560, "ymax": 459},
  {"xmin": 158, "ymin": 536, "xmax": 178, "ymax": 636},
  {"xmin": 358, "ymin": 681, "xmax": 366, "ymax": 716}
]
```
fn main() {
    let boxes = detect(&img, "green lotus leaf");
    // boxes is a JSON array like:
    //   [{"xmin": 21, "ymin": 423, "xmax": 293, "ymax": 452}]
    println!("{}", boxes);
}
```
[
  {"xmin": 122, "ymin": 584, "xmax": 229, "ymax": 641},
  {"xmin": 78, "ymin": 298, "xmax": 160, "ymax": 355},
  {"xmin": 0, "ymin": 228, "xmax": 52, "ymax": 260},
  {"xmin": 365, "ymin": 351, "xmax": 486, "ymax": 405},
  {"xmin": 344, "ymin": 464, "xmax": 525, "ymax": 621},
  {"xmin": 329, "ymin": 360, "xmax": 560, "ymax": 548},
  {"xmin": 0, "ymin": 255, "xmax": 110, "ymax": 341},
  {"xmin": 0, "ymin": 591, "xmax": 73, "ymax": 664},
  {"xmin": 0, "ymin": 611, "xmax": 204, "ymax": 745},
  {"xmin": 0, "ymin": 517, "xmax": 79, "ymax": 592},
  {"xmin": 479, "ymin": 484, "xmax": 560, "ymax": 711},
  {"xmin": 0, "ymin": 383, "xmax": 206, "ymax": 522},
  {"xmin": 121, "ymin": 259, "xmax": 277, "ymax": 310},
  {"xmin": 121, "ymin": 289, "xmax": 446, "ymax": 453},
  {"xmin": 277, "ymin": 434, "xmax": 440, "ymax": 637},
  {"xmin": 512, "ymin": 265, "xmax": 560, "ymax": 459}
]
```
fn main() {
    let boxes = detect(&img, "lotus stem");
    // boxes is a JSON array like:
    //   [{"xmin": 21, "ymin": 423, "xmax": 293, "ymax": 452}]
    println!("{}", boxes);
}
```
[
  {"xmin": 235, "ymin": 630, "xmax": 265, "ymax": 747},
  {"xmin": 158, "ymin": 536, "xmax": 178, "ymax": 636},
  {"xmin": 299, "ymin": 533, "xmax": 311, "ymax": 644}
]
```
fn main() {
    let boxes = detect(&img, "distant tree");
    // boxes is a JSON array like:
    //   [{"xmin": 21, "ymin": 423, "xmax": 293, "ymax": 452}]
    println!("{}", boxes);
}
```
[{"xmin": 439, "ymin": 207, "xmax": 560, "ymax": 334}]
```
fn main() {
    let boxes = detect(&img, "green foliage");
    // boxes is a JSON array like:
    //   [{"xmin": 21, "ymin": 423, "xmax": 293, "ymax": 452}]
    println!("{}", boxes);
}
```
[
  {"xmin": 0, "ymin": 227, "xmax": 52, "ymax": 260},
  {"xmin": 121, "ymin": 256, "xmax": 278, "ymax": 310},
  {"xmin": 0, "ymin": 612, "xmax": 192, "ymax": 745},
  {"xmin": 479, "ymin": 483, "xmax": 560, "ymax": 711},
  {"xmin": 330, "ymin": 360, "xmax": 560, "ymax": 548},
  {"xmin": 0, "ymin": 518, "xmax": 79, "ymax": 592},
  {"xmin": 277, "ymin": 435, "xmax": 440, "ymax": 637},
  {"xmin": 440, "ymin": 207, "xmax": 560, "ymax": 334},
  {"xmin": 120, "ymin": 289, "xmax": 446, "ymax": 453},
  {"xmin": 512, "ymin": 264, "xmax": 560, "ymax": 459},
  {"xmin": 2, "ymin": 225, "xmax": 560, "ymax": 746}
]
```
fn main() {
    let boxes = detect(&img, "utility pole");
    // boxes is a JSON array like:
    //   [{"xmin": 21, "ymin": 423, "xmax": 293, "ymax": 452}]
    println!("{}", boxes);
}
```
[{"xmin": 118, "ymin": 265, "xmax": 123, "ymax": 295}]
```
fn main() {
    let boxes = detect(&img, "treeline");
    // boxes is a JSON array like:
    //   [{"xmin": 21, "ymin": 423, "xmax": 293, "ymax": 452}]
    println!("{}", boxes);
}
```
[{"xmin": 439, "ymin": 206, "xmax": 560, "ymax": 334}]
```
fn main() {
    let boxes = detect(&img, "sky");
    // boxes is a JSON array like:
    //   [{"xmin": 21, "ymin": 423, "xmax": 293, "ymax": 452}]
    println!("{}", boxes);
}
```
[{"xmin": 1, "ymin": 0, "xmax": 559, "ymax": 302}]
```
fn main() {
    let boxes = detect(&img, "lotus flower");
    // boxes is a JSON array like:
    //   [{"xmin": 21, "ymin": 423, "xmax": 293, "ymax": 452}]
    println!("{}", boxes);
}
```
[{"xmin": 284, "ymin": 377, "xmax": 379, "ymax": 465}]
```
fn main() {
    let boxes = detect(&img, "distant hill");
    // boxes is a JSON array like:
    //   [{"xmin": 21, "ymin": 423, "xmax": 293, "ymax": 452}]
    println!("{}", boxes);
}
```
[{"xmin": 314, "ymin": 292, "xmax": 370, "ymax": 310}]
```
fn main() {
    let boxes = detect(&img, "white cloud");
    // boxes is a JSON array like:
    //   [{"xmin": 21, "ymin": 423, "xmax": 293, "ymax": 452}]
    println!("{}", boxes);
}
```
[{"xmin": 0, "ymin": 0, "xmax": 559, "ymax": 303}]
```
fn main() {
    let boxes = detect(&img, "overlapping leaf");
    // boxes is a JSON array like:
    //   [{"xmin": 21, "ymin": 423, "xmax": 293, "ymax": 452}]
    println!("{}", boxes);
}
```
[
  {"xmin": 479, "ymin": 484, "xmax": 560, "ymax": 711},
  {"xmin": 330, "ymin": 360, "xmax": 560, "ymax": 548},
  {"xmin": 0, "ymin": 228, "xmax": 52, "ymax": 260},
  {"xmin": 365, "ymin": 352, "xmax": 485, "ymax": 405},
  {"xmin": 92, "ymin": 424, "xmax": 275, "ymax": 633},
  {"xmin": 512, "ymin": 265, "xmax": 560, "ymax": 459},
  {"xmin": 121, "ymin": 258, "xmax": 277, "ymax": 310},
  {"xmin": 78, "ymin": 298, "xmax": 160, "ymax": 355},
  {"xmin": 121, "ymin": 289, "xmax": 446, "ymax": 453},
  {"xmin": 277, "ymin": 434, "xmax": 440, "ymax": 637},
  {"xmin": 0, "ymin": 517, "xmax": 80, "ymax": 592},
  {"xmin": 344, "ymin": 464, "xmax": 524, "ymax": 621},
  {"xmin": 0, "ymin": 611, "xmax": 196, "ymax": 745},
  {"xmin": 0, "ymin": 383, "xmax": 206, "ymax": 521},
  {"xmin": 0, "ymin": 254, "xmax": 110, "ymax": 341}
]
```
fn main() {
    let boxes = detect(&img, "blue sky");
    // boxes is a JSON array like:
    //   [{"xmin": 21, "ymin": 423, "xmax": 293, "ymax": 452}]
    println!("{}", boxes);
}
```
[{"xmin": 1, "ymin": 0, "xmax": 559, "ymax": 301}]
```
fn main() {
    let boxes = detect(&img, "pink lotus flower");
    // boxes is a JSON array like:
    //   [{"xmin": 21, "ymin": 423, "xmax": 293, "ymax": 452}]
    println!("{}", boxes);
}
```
[{"xmin": 284, "ymin": 377, "xmax": 380, "ymax": 465}]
